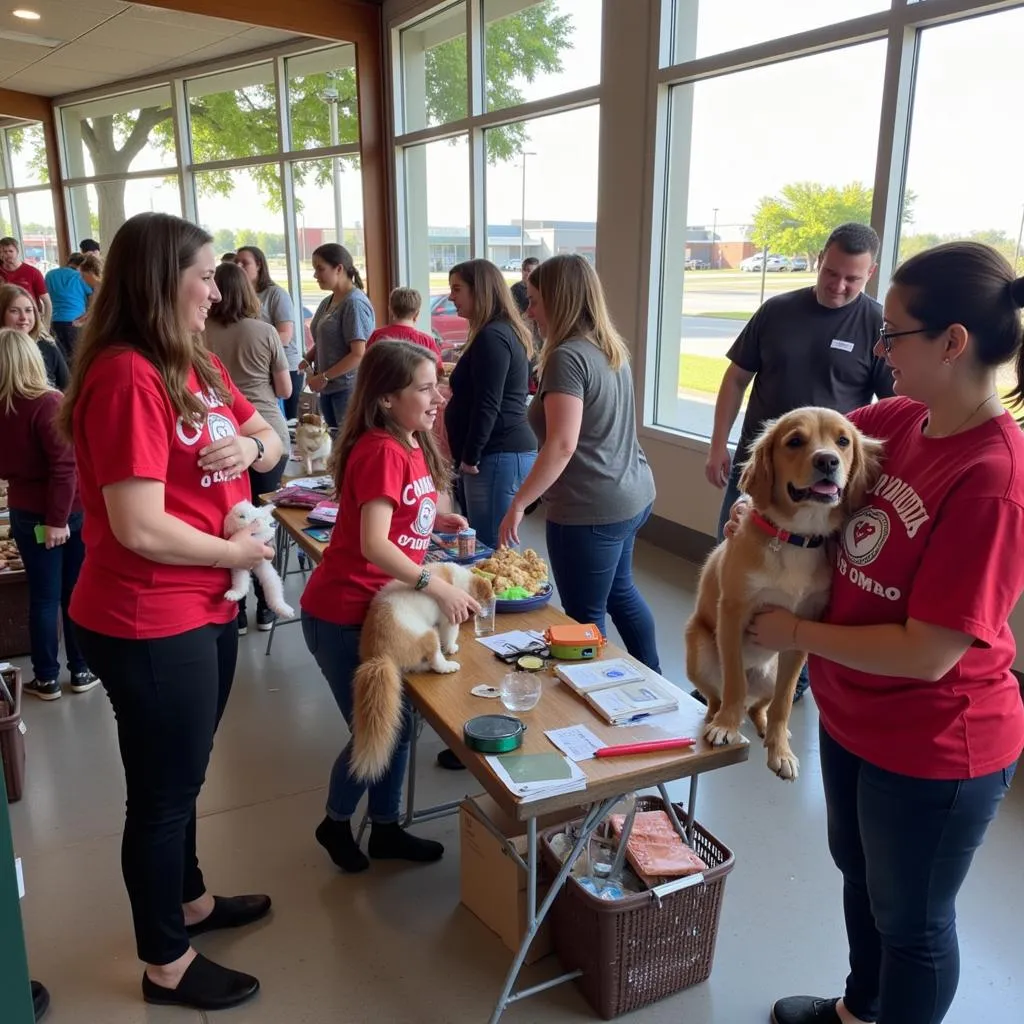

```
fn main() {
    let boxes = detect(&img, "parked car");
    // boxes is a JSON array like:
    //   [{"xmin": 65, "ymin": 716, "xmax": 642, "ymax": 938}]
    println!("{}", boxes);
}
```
[
  {"xmin": 789, "ymin": 256, "xmax": 809, "ymax": 272},
  {"xmin": 430, "ymin": 294, "xmax": 468, "ymax": 359},
  {"xmin": 765, "ymin": 255, "xmax": 791, "ymax": 272},
  {"xmin": 740, "ymin": 254, "xmax": 764, "ymax": 272},
  {"xmin": 685, "ymin": 258, "xmax": 710, "ymax": 270}
]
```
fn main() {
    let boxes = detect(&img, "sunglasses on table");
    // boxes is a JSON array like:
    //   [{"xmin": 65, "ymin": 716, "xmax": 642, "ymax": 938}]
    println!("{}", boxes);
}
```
[{"xmin": 877, "ymin": 325, "xmax": 944, "ymax": 354}]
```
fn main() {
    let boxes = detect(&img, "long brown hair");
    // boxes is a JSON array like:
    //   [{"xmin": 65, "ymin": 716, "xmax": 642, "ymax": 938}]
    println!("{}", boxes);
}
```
[
  {"xmin": 530, "ymin": 254, "xmax": 630, "ymax": 374},
  {"xmin": 211, "ymin": 262, "xmax": 260, "ymax": 325},
  {"xmin": 448, "ymin": 259, "xmax": 532, "ymax": 357},
  {"xmin": 0, "ymin": 328, "xmax": 53, "ymax": 412},
  {"xmin": 0, "ymin": 284, "xmax": 42, "ymax": 341},
  {"xmin": 329, "ymin": 341, "xmax": 450, "ymax": 497},
  {"xmin": 59, "ymin": 213, "xmax": 229, "ymax": 438}
]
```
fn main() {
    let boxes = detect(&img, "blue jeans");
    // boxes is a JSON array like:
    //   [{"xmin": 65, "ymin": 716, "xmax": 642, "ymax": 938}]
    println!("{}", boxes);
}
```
[
  {"xmin": 462, "ymin": 450, "xmax": 537, "ymax": 550},
  {"xmin": 318, "ymin": 388, "xmax": 353, "ymax": 431},
  {"xmin": 10, "ymin": 508, "xmax": 88, "ymax": 681},
  {"xmin": 301, "ymin": 611, "xmax": 413, "ymax": 823},
  {"xmin": 545, "ymin": 503, "xmax": 661, "ymax": 672},
  {"xmin": 820, "ymin": 724, "xmax": 1015, "ymax": 1024}
]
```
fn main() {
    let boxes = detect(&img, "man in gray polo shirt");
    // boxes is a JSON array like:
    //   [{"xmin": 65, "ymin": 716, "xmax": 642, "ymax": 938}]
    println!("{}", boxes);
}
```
[{"xmin": 703, "ymin": 222, "xmax": 894, "ymax": 699}]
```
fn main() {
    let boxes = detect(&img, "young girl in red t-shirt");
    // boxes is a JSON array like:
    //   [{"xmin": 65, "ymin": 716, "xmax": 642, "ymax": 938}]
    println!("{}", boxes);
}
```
[
  {"xmin": 300, "ymin": 340, "xmax": 478, "ymax": 873},
  {"xmin": 59, "ymin": 213, "xmax": 284, "ymax": 1013},
  {"xmin": 740, "ymin": 243, "xmax": 1024, "ymax": 1024}
]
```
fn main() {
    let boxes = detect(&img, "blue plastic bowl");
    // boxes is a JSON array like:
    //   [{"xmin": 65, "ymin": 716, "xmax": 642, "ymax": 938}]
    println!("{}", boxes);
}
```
[{"xmin": 495, "ymin": 582, "xmax": 553, "ymax": 614}]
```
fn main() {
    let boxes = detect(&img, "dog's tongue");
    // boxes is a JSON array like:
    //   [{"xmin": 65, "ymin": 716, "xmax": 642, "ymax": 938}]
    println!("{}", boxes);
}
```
[{"xmin": 811, "ymin": 481, "xmax": 839, "ymax": 496}]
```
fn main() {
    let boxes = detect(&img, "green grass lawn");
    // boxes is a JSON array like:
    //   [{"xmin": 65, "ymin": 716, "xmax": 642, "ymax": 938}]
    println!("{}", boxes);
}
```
[
  {"xmin": 694, "ymin": 311, "xmax": 752, "ymax": 321},
  {"xmin": 678, "ymin": 353, "xmax": 732, "ymax": 396}
]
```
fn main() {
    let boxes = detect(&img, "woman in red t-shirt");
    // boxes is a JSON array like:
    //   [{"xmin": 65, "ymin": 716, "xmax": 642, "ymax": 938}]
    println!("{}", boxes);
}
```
[
  {"xmin": 300, "ymin": 340, "xmax": 478, "ymax": 873},
  {"xmin": 742, "ymin": 243, "xmax": 1024, "ymax": 1024},
  {"xmin": 58, "ymin": 213, "xmax": 284, "ymax": 1012}
]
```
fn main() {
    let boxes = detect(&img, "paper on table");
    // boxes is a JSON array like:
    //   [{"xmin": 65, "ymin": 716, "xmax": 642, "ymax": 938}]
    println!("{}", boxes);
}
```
[
  {"xmin": 474, "ymin": 629, "xmax": 546, "ymax": 655},
  {"xmin": 545, "ymin": 724, "xmax": 605, "ymax": 761}
]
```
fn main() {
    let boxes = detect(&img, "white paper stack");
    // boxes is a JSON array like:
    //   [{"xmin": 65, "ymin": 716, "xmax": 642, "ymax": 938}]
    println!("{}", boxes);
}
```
[
  {"xmin": 554, "ymin": 658, "xmax": 680, "ymax": 725},
  {"xmin": 485, "ymin": 751, "xmax": 587, "ymax": 802}
]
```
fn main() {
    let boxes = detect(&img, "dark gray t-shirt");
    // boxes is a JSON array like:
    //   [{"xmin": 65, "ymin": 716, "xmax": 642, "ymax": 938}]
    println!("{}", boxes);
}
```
[
  {"xmin": 729, "ymin": 287, "xmax": 892, "ymax": 465},
  {"xmin": 311, "ymin": 288, "xmax": 375, "ymax": 395},
  {"xmin": 528, "ymin": 338, "xmax": 655, "ymax": 526},
  {"xmin": 258, "ymin": 284, "xmax": 298, "ymax": 371}
]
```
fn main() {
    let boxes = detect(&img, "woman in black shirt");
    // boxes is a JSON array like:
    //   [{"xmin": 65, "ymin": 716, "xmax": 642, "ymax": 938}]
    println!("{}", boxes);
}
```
[{"xmin": 444, "ymin": 260, "xmax": 537, "ymax": 549}]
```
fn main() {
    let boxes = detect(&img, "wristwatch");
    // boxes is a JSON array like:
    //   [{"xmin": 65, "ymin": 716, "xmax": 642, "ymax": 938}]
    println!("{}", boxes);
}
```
[
  {"xmin": 250, "ymin": 435, "xmax": 265, "ymax": 465},
  {"xmin": 414, "ymin": 568, "xmax": 431, "ymax": 591}
]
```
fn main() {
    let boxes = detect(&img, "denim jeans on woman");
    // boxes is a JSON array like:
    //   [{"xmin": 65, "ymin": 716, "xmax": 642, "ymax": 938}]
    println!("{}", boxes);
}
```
[
  {"xmin": 301, "ymin": 611, "xmax": 414, "ymax": 823},
  {"xmin": 462, "ymin": 450, "xmax": 537, "ymax": 550},
  {"xmin": 10, "ymin": 508, "xmax": 88, "ymax": 681},
  {"xmin": 819, "ymin": 723, "xmax": 1015, "ymax": 1024},
  {"xmin": 318, "ymin": 388, "xmax": 353, "ymax": 432},
  {"xmin": 545, "ymin": 502, "xmax": 661, "ymax": 672}
]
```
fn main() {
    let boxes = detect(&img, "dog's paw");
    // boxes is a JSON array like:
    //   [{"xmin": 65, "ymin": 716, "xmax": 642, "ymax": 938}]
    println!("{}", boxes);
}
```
[
  {"xmin": 436, "ymin": 659, "xmax": 460, "ymax": 674},
  {"xmin": 224, "ymin": 589, "xmax": 245, "ymax": 602},
  {"xmin": 272, "ymin": 603, "xmax": 295, "ymax": 619},
  {"xmin": 767, "ymin": 746, "xmax": 800, "ymax": 781},
  {"xmin": 444, "ymin": 642, "xmax": 460, "ymax": 655},
  {"xmin": 703, "ymin": 719, "xmax": 744, "ymax": 746}
]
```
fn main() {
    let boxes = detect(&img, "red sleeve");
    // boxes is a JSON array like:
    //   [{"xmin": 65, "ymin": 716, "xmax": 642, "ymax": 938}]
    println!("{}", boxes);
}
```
[
  {"xmin": 36, "ymin": 394, "xmax": 76, "ymax": 526},
  {"xmin": 348, "ymin": 438, "xmax": 408, "ymax": 510},
  {"xmin": 908, "ymin": 496, "xmax": 1024, "ymax": 647},
  {"xmin": 83, "ymin": 382, "xmax": 173, "ymax": 487},
  {"xmin": 29, "ymin": 266, "xmax": 46, "ymax": 299},
  {"xmin": 210, "ymin": 354, "xmax": 256, "ymax": 425}
]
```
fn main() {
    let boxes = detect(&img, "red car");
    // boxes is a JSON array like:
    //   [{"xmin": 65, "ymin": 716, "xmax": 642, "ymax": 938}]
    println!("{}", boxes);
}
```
[{"xmin": 430, "ymin": 294, "xmax": 468, "ymax": 360}]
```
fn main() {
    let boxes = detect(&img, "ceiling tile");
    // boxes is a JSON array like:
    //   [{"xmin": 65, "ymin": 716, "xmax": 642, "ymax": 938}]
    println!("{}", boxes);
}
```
[
  {"xmin": 78, "ymin": 19, "xmax": 231, "ymax": 56},
  {"xmin": 44, "ymin": 41, "xmax": 159, "ymax": 75}
]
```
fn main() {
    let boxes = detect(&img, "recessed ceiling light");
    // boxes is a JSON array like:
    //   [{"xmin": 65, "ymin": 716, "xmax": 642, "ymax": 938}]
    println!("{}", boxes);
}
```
[{"xmin": 12, "ymin": 9, "xmax": 41, "ymax": 19}]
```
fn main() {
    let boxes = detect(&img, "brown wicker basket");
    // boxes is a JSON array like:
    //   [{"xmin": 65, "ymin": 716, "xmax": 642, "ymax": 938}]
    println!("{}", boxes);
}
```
[
  {"xmin": 540, "ymin": 795, "xmax": 734, "ymax": 1019},
  {"xmin": 1, "ymin": 665, "xmax": 25, "ymax": 803},
  {"xmin": 0, "ymin": 570, "xmax": 30, "ymax": 658}
]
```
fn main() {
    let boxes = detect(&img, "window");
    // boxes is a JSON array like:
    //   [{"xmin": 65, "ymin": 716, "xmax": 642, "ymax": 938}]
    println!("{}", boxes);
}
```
[
  {"xmin": 67, "ymin": 178, "xmax": 182, "ymax": 248},
  {"xmin": 670, "ymin": 0, "xmax": 888, "ymax": 62},
  {"xmin": 484, "ymin": 0, "xmax": 601, "ymax": 111},
  {"xmin": 653, "ymin": 42, "xmax": 886, "ymax": 438},
  {"xmin": 61, "ymin": 86, "xmax": 175, "ymax": 178},
  {"xmin": 285, "ymin": 46, "xmax": 359, "ymax": 151},
  {"xmin": 293, "ymin": 155, "xmax": 365, "ymax": 313},
  {"xmin": 195, "ymin": 166, "xmax": 289, "ymax": 290},
  {"xmin": 400, "ymin": 2, "xmax": 468, "ymax": 132},
  {"xmin": 0, "ymin": 197, "xmax": 11, "ymax": 237},
  {"xmin": 402, "ymin": 135, "xmax": 470, "ymax": 340},
  {"xmin": 7, "ymin": 123, "xmax": 47, "ymax": 187},
  {"xmin": 12, "ymin": 190, "xmax": 57, "ymax": 269},
  {"xmin": 187, "ymin": 64, "xmax": 279, "ymax": 163},
  {"xmin": 484, "ymin": 105, "xmax": 599, "ymax": 267}
]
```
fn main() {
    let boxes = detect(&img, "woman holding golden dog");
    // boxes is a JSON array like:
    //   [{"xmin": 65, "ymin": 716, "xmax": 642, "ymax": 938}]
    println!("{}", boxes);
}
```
[{"xmin": 738, "ymin": 243, "xmax": 1024, "ymax": 1024}]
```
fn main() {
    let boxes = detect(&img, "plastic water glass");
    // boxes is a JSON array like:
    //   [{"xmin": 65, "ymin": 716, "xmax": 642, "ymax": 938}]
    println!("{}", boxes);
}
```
[
  {"xmin": 474, "ymin": 597, "xmax": 496, "ymax": 637},
  {"xmin": 500, "ymin": 672, "xmax": 542, "ymax": 712}
]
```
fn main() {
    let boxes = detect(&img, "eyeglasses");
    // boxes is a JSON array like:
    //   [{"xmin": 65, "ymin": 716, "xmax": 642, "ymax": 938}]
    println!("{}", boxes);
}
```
[{"xmin": 877, "ymin": 326, "xmax": 940, "ymax": 354}]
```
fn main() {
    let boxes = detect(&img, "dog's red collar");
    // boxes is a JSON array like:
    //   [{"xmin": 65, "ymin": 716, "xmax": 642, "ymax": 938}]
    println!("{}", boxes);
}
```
[{"xmin": 748, "ymin": 509, "xmax": 825, "ymax": 550}]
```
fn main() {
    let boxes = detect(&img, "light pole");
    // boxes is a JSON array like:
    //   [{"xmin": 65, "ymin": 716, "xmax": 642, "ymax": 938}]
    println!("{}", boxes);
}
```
[
  {"xmin": 711, "ymin": 206, "xmax": 718, "ymax": 269},
  {"xmin": 520, "ymin": 150, "xmax": 536, "ymax": 263},
  {"xmin": 323, "ymin": 75, "xmax": 344, "ymax": 246}
]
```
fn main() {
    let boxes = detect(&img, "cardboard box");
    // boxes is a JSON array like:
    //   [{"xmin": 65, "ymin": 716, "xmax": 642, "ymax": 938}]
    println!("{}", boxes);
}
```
[{"xmin": 459, "ymin": 795, "xmax": 579, "ymax": 965}]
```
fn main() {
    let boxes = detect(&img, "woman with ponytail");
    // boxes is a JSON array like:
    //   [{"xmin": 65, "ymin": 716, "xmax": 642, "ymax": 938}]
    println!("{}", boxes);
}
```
[
  {"xmin": 737, "ymin": 242, "xmax": 1024, "ymax": 1024},
  {"xmin": 301, "ymin": 244, "xmax": 374, "ymax": 429}
]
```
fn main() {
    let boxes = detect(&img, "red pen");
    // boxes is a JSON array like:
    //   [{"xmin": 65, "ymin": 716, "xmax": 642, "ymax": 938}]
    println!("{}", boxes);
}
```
[{"xmin": 595, "ymin": 737, "xmax": 695, "ymax": 758}]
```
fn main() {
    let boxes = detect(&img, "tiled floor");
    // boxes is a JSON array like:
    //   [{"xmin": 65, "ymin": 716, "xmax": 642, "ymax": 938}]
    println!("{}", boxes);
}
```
[{"xmin": 9, "ymin": 516, "xmax": 1023, "ymax": 1023}]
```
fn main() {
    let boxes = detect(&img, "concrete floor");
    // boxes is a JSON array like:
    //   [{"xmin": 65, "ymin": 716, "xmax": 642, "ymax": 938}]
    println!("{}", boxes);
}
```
[{"xmin": 9, "ymin": 516, "xmax": 1023, "ymax": 1023}]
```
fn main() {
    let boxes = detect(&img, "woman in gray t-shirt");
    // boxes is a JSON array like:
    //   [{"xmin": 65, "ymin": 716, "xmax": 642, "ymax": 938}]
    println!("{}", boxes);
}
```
[
  {"xmin": 498, "ymin": 254, "xmax": 660, "ymax": 672},
  {"xmin": 301, "ymin": 243, "xmax": 374, "ymax": 431}
]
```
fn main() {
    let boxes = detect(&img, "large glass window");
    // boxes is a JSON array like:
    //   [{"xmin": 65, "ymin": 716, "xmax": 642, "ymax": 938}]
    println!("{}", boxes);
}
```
[
  {"xmin": 400, "ymin": 2, "xmax": 468, "ymax": 132},
  {"xmin": 67, "ymin": 178, "xmax": 182, "ymax": 247},
  {"xmin": 671, "ymin": 0, "xmax": 888, "ymax": 62},
  {"xmin": 61, "ymin": 86, "xmax": 175, "ymax": 178},
  {"xmin": 187, "ymin": 63, "xmax": 279, "ymax": 163},
  {"xmin": 403, "ymin": 135, "xmax": 470, "ymax": 344},
  {"xmin": 484, "ymin": 105, "xmax": 599, "ymax": 269},
  {"xmin": 653, "ymin": 42, "xmax": 886, "ymax": 438},
  {"xmin": 12, "ymin": 190, "xmax": 57, "ymax": 270},
  {"xmin": 285, "ymin": 46, "xmax": 359, "ymax": 151},
  {"xmin": 7, "ymin": 123, "xmax": 48, "ymax": 188},
  {"xmin": 484, "ymin": 0, "xmax": 600, "ymax": 111}
]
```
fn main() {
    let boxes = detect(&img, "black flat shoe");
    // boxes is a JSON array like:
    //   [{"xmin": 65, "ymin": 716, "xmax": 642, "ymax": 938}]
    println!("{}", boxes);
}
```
[
  {"xmin": 771, "ymin": 996, "xmax": 847, "ymax": 1024},
  {"xmin": 436, "ymin": 747, "xmax": 466, "ymax": 771},
  {"xmin": 185, "ymin": 894, "xmax": 272, "ymax": 937},
  {"xmin": 142, "ymin": 953, "xmax": 259, "ymax": 1010},
  {"xmin": 31, "ymin": 980, "xmax": 50, "ymax": 1021}
]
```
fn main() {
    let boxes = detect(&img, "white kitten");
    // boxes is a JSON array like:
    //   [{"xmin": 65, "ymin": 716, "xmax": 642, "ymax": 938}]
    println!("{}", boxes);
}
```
[{"xmin": 222, "ymin": 500, "xmax": 294, "ymax": 619}]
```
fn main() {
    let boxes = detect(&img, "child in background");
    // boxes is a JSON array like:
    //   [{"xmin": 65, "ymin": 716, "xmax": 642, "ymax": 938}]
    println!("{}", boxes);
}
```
[{"xmin": 366, "ymin": 286, "xmax": 444, "ymax": 372}]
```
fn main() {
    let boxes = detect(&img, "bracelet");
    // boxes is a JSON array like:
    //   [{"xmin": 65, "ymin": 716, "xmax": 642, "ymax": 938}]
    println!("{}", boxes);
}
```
[{"xmin": 414, "ymin": 568, "xmax": 431, "ymax": 591}]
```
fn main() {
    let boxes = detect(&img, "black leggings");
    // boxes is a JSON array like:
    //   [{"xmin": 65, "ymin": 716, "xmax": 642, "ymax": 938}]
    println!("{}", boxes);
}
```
[{"xmin": 75, "ymin": 621, "xmax": 238, "ymax": 965}]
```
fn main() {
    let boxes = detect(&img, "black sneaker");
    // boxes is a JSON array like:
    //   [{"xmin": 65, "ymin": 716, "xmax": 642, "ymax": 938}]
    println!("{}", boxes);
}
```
[
  {"xmin": 237, "ymin": 607, "xmax": 249, "ymax": 636},
  {"xmin": 771, "ymin": 995, "xmax": 846, "ymax": 1024},
  {"xmin": 70, "ymin": 671, "xmax": 100, "ymax": 694},
  {"xmin": 25, "ymin": 678, "xmax": 61, "ymax": 701},
  {"xmin": 31, "ymin": 980, "xmax": 50, "ymax": 1021},
  {"xmin": 256, "ymin": 606, "xmax": 275, "ymax": 632}
]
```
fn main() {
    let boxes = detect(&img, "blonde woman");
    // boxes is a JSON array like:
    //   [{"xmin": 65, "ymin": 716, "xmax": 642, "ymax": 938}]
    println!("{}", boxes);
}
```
[
  {"xmin": 444, "ymin": 258, "xmax": 537, "ymax": 549},
  {"xmin": 0, "ymin": 283, "xmax": 69, "ymax": 389},
  {"xmin": 498, "ymin": 254, "xmax": 660, "ymax": 671},
  {"xmin": 0, "ymin": 329, "xmax": 96, "ymax": 699}
]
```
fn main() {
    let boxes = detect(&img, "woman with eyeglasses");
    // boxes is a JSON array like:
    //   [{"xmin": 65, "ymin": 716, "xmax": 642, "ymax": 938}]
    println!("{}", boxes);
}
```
[{"xmin": 728, "ymin": 242, "xmax": 1024, "ymax": 1024}]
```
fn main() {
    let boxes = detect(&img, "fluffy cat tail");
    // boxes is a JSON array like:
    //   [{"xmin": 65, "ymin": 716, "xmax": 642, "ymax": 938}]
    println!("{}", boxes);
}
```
[{"xmin": 351, "ymin": 656, "xmax": 404, "ymax": 783}]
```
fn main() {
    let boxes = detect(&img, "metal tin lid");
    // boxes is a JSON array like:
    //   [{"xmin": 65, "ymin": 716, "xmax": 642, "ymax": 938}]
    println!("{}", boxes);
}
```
[{"xmin": 464, "ymin": 714, "xmax": 525, "ymax": 741}]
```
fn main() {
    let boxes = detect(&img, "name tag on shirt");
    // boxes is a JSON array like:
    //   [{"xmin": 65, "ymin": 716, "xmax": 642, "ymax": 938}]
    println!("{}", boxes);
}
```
[{"xmin": 831, "ymin": 339, "xmax": 855, "ymax": 352}]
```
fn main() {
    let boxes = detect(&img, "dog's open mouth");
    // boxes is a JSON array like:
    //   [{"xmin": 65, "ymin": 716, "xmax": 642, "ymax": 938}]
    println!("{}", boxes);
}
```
[{"xmin": 787, "ymin": 481, "xmax": 842, "ymax": 504}]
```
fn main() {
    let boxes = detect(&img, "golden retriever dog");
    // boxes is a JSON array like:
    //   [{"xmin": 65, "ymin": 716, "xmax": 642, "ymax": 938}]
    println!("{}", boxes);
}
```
[
  {"xmin": 295, "ymin": 413, "xmax": 332, "ymax": 475},
  {"xmin": 685, "ymin": 408, "xmax": 882, "ymax": 780},
  {"xmin": 351, "ymin": 563, "xmax": 493, "ymax": 782}
]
